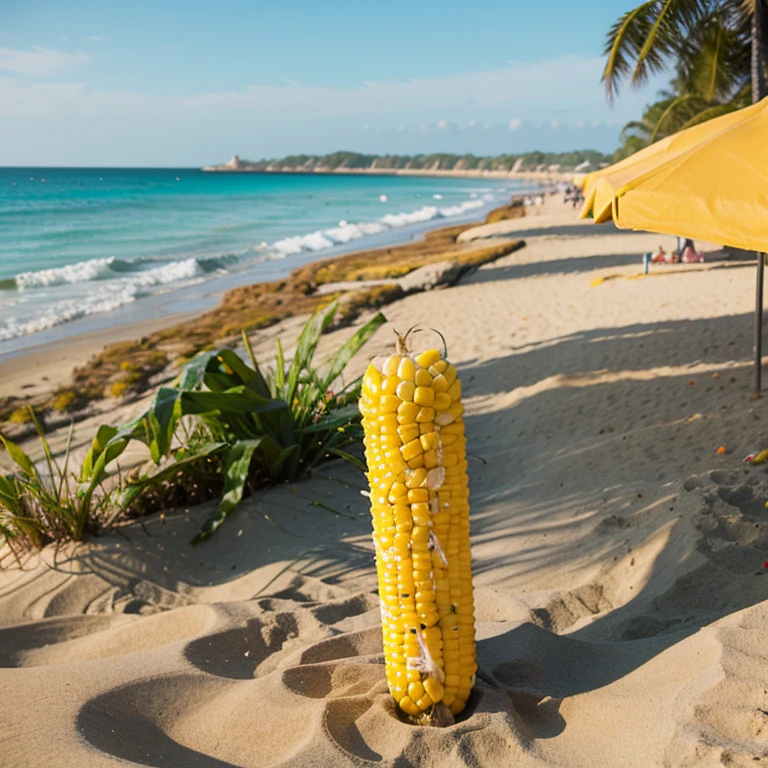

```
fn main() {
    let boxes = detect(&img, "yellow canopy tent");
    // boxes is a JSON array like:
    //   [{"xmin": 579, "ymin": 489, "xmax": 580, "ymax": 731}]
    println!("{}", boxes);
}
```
[
  {"xmin": 580, "ymin": 99, "xmax": 766, "ymax": 224},
  {"xmin": 606, "ymin": 97, "xmax": 768, "ymax": 395}
]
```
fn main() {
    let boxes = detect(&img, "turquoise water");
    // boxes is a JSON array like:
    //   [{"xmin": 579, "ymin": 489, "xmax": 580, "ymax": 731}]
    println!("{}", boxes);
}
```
[{"xmin": 0, "ymin": 168, "xmax": 537, "ymax": 351}]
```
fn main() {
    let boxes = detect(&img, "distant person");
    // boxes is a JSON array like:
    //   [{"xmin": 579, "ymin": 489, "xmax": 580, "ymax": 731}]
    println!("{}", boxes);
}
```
[{"xmin": 677, "ymin": 236, "xmax": 704, "ymax": 263}]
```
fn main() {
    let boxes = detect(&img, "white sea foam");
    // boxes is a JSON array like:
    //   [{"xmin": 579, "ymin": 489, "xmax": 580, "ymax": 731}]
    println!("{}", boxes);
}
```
[
  {"xmin": 15, "ymin": 257, "xmax": 117, "ymax": 290},
  {"xmin": 0, "ymin": 259, "xmax": 206, "ymax": 341},
  {"xmin": 2, "ymin": 190, "xmax": 506, "ymax": 342}
]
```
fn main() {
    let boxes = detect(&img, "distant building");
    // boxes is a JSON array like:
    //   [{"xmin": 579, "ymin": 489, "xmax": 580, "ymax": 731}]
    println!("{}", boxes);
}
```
[{"xmin": 225, "ymin": 155, "xmax": 242, "ymax": 169}]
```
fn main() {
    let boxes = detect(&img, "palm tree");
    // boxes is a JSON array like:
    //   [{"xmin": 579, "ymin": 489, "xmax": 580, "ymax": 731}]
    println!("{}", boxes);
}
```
[{"xmin": 603, "ymin": 0, "xmax": 768, "ymax": 110}]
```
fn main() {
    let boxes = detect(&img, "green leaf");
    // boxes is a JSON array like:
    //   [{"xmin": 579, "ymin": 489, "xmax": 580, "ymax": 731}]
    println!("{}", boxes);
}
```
[
  {"xmin": 81, "ymin": 436, "xmax": 129, "ymax": 493},
  {"xmin": 0, "ymin": 434, "xmax": 37, "ymax": 478},
  {"xmin": 321, "ymin": 311, "xmax": 386, "ymax": 392},
  {"xmin": 275, "ymin": 337, "xmax": 286, "ymax": 398},
  {"xmin": 325, "ymin": 447, "xmax": 366, "ymax": 472},
  {"xmin": 215, "ymin": 349, "xmax": 271, "ymax": 399},
  {"xmin": 80, "ymin": 425, "xmax": 119, "ymax": 480},
  {"xmin": 178, "ymin": 387, "xmax": 289, "ymax": 416},
  {"xmin": 144, "ymin": 387, "xmax": 182, "ymax": 461},
  {"xmin": 191, "ymin": 438, "xmax": 265, "ymax": 544},
  {"xmin": 114, "ymin": 442, "xmax": 225, "ymax": 511},
  {"xmin": 286, "ymin": 301, "xmax": 338, "ymax": 405},
  {"xmin": 176, "ymin": 350, "xmax": 219, "ymax": 390}
]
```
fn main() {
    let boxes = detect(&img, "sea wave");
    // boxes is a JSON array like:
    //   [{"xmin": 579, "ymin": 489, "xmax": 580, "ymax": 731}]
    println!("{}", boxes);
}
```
[
  {"xmin": 0, "ymin": 191, "xmax": 501, "ymax": 341},
  {"xmin": 8, "ymin": 254, "xmax": 236, "ymax": 291}
]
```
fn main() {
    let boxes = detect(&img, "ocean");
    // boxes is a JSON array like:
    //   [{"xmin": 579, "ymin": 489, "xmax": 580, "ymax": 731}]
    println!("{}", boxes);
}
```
[{"xmin": 0, "ymin": 168, "xmax": 540, "ymax": 355}]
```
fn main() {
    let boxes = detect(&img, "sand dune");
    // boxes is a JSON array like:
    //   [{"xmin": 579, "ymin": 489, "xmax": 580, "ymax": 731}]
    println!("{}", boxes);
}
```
[{"xmin": 3, "ymin": 198, "xmax": 768, "ymax": 766}]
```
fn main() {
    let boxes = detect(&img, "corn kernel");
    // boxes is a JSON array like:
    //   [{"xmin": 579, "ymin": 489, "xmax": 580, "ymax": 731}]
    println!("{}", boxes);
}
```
[
  {"xmin": 400, "ymin": 438, "xmax": 423, "ymax": 462},
  {"xmin": 416, "ymin": 349, "xmax": 441, "ymax": 368},
  {"xmin": 383, "ymin": 355, "xmax": 402, "ymax": 377},
  {"xmin": 415, "ymin": 368, "xmax": 433, "ymax": 387},
  {"xmin": 407, "ymin": 488, "xmax": 429, "ymax": 504},
  {"xmin": 416, "ymin": 407, "xmax": 435, "ymax": 423},
  {"xmin": 433, "ymin": 392, "xmax": 452, "ymax": 411},
  {"xmin": 423, "ymin": 678, "xmax": 445, "ymax": 703},
  {"xmin": 397, "ymin": 356, "xmax": 416, "ymax": 381},
  {"xmin": 414, "ymin": 386, "xmax": 435, "ymax": 407},
  {"xmin": 396, "ymin": 380, "xmax": 416, "ymax": 401},
  {"xmin": 431, "ymin": 373, "xmax": 449, "ymax": 393}
]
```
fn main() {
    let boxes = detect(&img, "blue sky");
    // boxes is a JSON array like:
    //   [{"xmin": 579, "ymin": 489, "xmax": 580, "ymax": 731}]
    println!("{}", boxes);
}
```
[{"xmin": 0, "ymin": 1, "xmax": 668, "ymax": 166}]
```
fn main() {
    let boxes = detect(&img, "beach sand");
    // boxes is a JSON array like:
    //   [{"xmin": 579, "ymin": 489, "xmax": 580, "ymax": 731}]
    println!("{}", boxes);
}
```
[{"xmin": 2, "ymin": 199, "xmax": 768, "ymax": 766}]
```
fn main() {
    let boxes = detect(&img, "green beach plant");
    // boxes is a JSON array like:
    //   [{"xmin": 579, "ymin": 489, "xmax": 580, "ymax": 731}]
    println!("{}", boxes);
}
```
[
  {"xmin": 88, "ymin": 301, "xmax": 386, "ymax": 543},
  {"xmin": 0, "ymin": 411, "xmax": 116, "ymax": 564}
]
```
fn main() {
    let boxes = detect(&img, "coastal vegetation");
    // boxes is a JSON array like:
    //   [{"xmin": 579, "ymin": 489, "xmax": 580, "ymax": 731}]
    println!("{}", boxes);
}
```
[
  {"xmin": 0, "ymin": 218, "xmax": 524, "ymax": 429},
  {"xmin": 0, "ymin": 215, "xmax": 525, "ymax": 556},
  {"xmin": 605, "ymin": 0, "xmax": 768, "ymax": 159},
  {"xmin": 0, "ymin": 302, "xmax": 385, "ymax": 557},
  {"xmin": 213, "ymin": 150, "xmax": 610, "ymax": 173}
]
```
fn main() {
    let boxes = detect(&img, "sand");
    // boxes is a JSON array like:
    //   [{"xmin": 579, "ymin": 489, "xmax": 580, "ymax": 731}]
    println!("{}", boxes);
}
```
[{"xmin": 2, "ymin": 197, "xmax": 768, "ymax": 766}]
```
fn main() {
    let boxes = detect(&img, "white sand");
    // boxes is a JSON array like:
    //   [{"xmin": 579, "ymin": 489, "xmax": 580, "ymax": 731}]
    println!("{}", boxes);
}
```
[{"xmin": 2, "ymin": 199, "xmax": 768, "ymax": 766}]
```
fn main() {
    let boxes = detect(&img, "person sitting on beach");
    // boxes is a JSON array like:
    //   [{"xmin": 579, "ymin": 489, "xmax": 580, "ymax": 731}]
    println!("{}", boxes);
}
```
[
  {"xmin": 677, "ymin": 236, "xmax": 704, "ymax": 263},
  {"xmin": 651, "ymin": 245, "xmax": 668, "ymax": 264}
]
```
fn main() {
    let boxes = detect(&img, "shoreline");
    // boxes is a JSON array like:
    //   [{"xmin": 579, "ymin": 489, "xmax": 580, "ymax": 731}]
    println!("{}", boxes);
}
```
[
  {"xmin": 0, "ymin": 199, "xmax": 534, "ymax": 422},
  {"xmin": 0, "ymin": 177, "xmax": 532, "ymax": 362}
]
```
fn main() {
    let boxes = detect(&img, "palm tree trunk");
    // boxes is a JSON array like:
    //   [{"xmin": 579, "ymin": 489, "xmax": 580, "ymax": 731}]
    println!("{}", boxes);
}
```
[{"xmin": 753, "ymin": 2, "xmax": 766, "ymax": 103}]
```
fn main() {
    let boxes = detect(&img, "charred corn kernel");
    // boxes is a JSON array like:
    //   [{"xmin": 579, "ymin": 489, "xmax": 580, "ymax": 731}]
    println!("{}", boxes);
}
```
[{"xmin": 361, "ymin": 335, "xmax": 475, "ymax": 725}]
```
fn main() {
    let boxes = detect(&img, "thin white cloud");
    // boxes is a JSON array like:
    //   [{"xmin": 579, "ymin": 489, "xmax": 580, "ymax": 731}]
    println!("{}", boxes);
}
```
[
  {"xmin": 0, "ymin": 46, "xmax": 89, "ymax": 76},
  {"xmin": 85, "ymin": 36, "xmax": 105, "ymax": 43},
  {"xmin": 436, "ymin": 119, "xmax": 448, "ymax": 130},
  {"xmin": 550, "ymin": 119, "xmax": 560, "ymax": 130},
  {"xmin": 508, "ymin": 117, "xmax": 522, "ymax": 131}
]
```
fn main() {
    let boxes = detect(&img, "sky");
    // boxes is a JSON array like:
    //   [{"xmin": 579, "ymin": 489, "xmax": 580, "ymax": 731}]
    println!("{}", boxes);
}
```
[{"xmin": 0, "ymin": 1, "xmax": 669, "ymax": 167}]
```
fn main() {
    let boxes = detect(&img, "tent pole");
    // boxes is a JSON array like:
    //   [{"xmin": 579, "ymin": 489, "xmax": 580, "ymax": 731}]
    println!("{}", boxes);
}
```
[{"xmin": 755, "ymin": 251, "xmax": 765, "ymax": 398}]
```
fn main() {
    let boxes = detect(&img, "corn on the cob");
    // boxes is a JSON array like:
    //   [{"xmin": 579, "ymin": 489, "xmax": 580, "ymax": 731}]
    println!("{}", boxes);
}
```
[{"xmin": 359, "ymin": 332, "xmax": 476, "ymax": 725}]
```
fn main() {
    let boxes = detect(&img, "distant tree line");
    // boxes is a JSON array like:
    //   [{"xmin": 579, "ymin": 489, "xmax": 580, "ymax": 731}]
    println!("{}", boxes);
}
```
[{"xmin": 231, "ymin": 150, "xmax": 611, "ymax": 173}]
